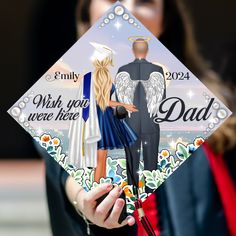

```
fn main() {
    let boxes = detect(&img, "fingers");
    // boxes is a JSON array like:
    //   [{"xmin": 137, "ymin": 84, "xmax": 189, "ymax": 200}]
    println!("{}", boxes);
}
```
[
  {"xmin": 129, "ymin": 104, "xmax": 138, "ymax": 112},
  {"xmin": 85, "ymin": 183, "xmax": 113, "ymax": 206},
  {"xmin": 105, "ymin": 198, "xmax": 125, "ymax": 226},
  {"xmin": 95, "ymin": 187, "xmax": 123, "ymax": 220},
  {"xmin": 126, "ymin": 216, "xmax": 136, "ymax": 226},
  {"xmin": 119, "ymin": 216, "xmax": 136, "ymax": 228},
  {"xmin": 131, "ymin": 104, "xmax": 138, "ymax": 112},
  {"xmin": 126, "ymin": 107, "xmax": 138, "ymax": 112},
  {"xmin": 104, "ymin": 198, "xmax": 136, "ymax": 229},
  {"xmin": 78, "ymin": 184, "xmax": 136, "ymax": 229},
  {"xmin": 130, "ymin": 104, "xmax": 137, "ymax": 109}
]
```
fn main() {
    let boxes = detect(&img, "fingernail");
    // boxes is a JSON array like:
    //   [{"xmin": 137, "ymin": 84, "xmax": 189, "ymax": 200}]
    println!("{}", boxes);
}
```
[
  {"xmin": 104, "ymin": 183, "xmax": 113, "ymax": 190},
  {"xmin": 117, "ymin": 199, "xmax": 124, "ymax": 207},
  {"xmin": 116, "ymin": 187, "xmax": 123, "ymax": 195},
  {"xmin": 127, "ymin": 216, "xmax": 135, "ymax": 226}
]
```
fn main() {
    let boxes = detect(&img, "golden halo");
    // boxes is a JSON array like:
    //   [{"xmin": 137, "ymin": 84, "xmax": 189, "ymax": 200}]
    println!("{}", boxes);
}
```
[{"xmin": 128, "ymin": 36, "xmax": 152, "ymax": 42}]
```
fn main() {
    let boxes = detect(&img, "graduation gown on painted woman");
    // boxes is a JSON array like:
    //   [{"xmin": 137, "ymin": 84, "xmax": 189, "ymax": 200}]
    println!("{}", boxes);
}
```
[{"xmin": 68, "ymin": 72, "xmax": 101, "ymax": 168}]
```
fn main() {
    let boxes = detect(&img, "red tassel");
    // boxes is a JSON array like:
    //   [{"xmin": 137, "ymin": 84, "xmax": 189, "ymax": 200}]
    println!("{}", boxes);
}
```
[{"xmin": 135, "ymin": 199, "xmax": 156, "ymax": 236}]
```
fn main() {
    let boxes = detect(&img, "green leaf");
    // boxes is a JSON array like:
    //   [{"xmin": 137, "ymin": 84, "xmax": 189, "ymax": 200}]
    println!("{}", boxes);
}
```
[
  {"xmin": 111, "ymin": 166, "xmax": 116, "ymax": 171},
  {"xmin": 107, "ymin": 157, "xmax": 112, "ymax": 166},
  {"xmin": 143, "ymin": 170, "xmax": 153, "ymax": 178},
  {"xmin": 156, "ymin": 180, "xmax": 163, "ymax": 188},
  {"xmin": 177, "ymin": 143, "xmax": 189, "ymax": 159},
  {"xmin": 170, "ymin": 156, "xmax": 175, "ymax": 166},
  {"xmin": 147, "ymin": 182, "xmax": 157, "ymax": 189},
  {"xmin": 127, "ymin": 204, "xmax": 135, "ymax": 211},
  {"xmin": 130, "ymin": 196, "xmax": 136, "ymax": 201},
  {"xmin": 118, "ymin": 158, "xmax": 126, "ymax": 169},
  {"xmin": 139, "ymin": 161, "xmax": 144, "ymax": 171},
  {"xmin": 75, "ymin": 170, "xmax": 84, "ymax": 177},
  {"xmin": 145, "ymin": 177, "xmax": 154, "ymax": 182},
  {"xmin": 50, "ymin": 151, "xmax": 56, "ymax": 155},
  {"xmin": 152, "ymin": 170, "xmax": 157, "ymax": 179}
]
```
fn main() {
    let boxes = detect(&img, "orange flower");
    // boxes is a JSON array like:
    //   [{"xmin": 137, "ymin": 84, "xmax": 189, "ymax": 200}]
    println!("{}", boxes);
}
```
[
  {"xmin": 161, "ymin": 149, "xmax": 170, "ymax": 158},
  {"xmin": 194, "ymin": 137, "xmax": 204, "ymax": 147},
  {"xmin": 138, "ymin": 180, "xmax": 144, "ymax": 188},
  {"xmin": 52, "ymin": 138, "xmax": 60, "ymax": 146},
  {"xmin": 41, "ymin": 134, "xmax": 51, "ymax": 142},
  {"xmin": 124, "ymin": 186, "xmax": 133, "ymax": 198},
  {"xmin": 120, "ymin": 181, "xmax": 128, "ymax": 189}
]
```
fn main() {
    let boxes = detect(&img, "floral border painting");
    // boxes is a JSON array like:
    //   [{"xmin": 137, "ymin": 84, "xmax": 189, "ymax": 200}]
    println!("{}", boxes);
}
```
[{"xmin": 34, "ymin": 133, "xmax": 204, "ymax": 213}]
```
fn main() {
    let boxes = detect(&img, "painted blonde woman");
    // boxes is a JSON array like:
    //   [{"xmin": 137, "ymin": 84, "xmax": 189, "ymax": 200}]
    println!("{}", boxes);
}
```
[{"xmin": 90, "ymin": 42, "xmax": 138, "ymax": 183}]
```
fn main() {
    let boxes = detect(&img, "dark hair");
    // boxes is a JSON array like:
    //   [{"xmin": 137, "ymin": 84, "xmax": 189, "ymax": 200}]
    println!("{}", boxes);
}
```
[
  {"xmin": 77, "ymin": 0, "xmax": 207, "ymax": 76},
  {"xmin": 159, "ymin": 0, "xmax": 208, "ymax": 76},
  {"xmin": 76, "ymin": 0, "xmax": 236, "ymax": 154}
]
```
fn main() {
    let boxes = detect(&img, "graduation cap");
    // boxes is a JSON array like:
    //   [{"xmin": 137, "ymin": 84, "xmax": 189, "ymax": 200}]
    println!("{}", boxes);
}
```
[
  {"xmin": 90, "ymin": 42, "xmax": 115, "ymax": 62},
  {"xmin": 8, "ymin": 1, "xmax": 231, "ymax": 235}
]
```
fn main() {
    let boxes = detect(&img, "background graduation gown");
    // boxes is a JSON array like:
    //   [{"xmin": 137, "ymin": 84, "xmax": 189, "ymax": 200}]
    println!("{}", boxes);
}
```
[{"xmin": 157, "ymin": 146, "xmax": 230, "ymax": 236}]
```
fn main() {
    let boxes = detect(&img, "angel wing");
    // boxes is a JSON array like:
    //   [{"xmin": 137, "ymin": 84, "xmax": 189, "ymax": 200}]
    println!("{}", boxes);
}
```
[
  {"xmin": 141, "ymin": 72, "xmax": 165, "ymax": 117},
  {"xmin": 114, "ymin": 71, "xmax": 139, "ymax": 117},
  {"xmin": 114, "ymin": 71, "xmax": 138, "ymax": 105}
]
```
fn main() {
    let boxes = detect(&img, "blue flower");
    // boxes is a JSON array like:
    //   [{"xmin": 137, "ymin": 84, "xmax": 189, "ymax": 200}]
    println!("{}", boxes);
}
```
[
  {"xmin": 188, "ymin": 144, "xmax": 196, "ymax": 154},
  {"xmin": 108, "ymin": 169, "xmax": 122, "ymax": 184}
]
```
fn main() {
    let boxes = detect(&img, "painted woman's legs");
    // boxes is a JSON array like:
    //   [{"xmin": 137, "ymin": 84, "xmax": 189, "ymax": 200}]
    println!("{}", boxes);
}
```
[{"xmin": 94, "ymin": 149, "xmax": 108, "ymax": 183}]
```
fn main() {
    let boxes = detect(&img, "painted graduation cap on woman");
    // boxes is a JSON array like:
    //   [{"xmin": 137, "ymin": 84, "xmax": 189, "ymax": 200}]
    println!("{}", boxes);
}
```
[{"xmin": 8, "ymin": 1, "xmax": 231, "ymax": 216}]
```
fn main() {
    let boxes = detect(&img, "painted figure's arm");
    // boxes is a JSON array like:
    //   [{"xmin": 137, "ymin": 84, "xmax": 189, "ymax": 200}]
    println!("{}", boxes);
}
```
[{"xmin": 109, "ymin": 100, "xmax": 138, "ymax": 112}]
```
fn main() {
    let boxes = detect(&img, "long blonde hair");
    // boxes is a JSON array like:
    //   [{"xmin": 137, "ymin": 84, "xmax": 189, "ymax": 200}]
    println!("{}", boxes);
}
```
[{"xmin": 93, "ymin": 57, "xmax": 113, "ymax": 111}]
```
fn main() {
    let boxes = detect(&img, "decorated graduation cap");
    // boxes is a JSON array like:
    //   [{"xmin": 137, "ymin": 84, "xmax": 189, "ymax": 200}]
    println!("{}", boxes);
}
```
[
  {"xmin": 8, "ymin": 1, "xmax": 231, "ymax": 234},
  {"xmin": 90, "ymin": 42, "xmax": 115, "ymax": 62}
]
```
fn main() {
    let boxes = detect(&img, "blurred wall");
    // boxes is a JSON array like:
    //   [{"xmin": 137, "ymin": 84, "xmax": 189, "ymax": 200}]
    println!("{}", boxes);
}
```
[
  {"xmin": 1, "ymin": 0, "xmax": 235, "ymax": 159},
  {"xmin": 1, "ymin": 0, "xmax": 40, "ymax": 158},
  {"xmin": 1, "ymin": 0, "xmax": 77, "ymax": 159},
  {"xmin": 188, "ymin": 0, "xmax": 236, "ymax": 81}
]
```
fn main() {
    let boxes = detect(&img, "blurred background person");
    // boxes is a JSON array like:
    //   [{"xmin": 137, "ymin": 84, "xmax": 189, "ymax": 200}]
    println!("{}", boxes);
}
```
[
  {"xmin": 1, "ymin": 0, "xmax": 236, "ymax": 236},
  {"xmin": 38, "ymin": 0, "xmax": 236, "ymax": 235}
]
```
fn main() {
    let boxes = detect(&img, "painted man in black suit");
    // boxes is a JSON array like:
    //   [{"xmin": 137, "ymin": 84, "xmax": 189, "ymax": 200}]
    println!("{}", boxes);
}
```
[{"xmin": 115, "ymin": 38, "xmax": 166, "ymax": 190}]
